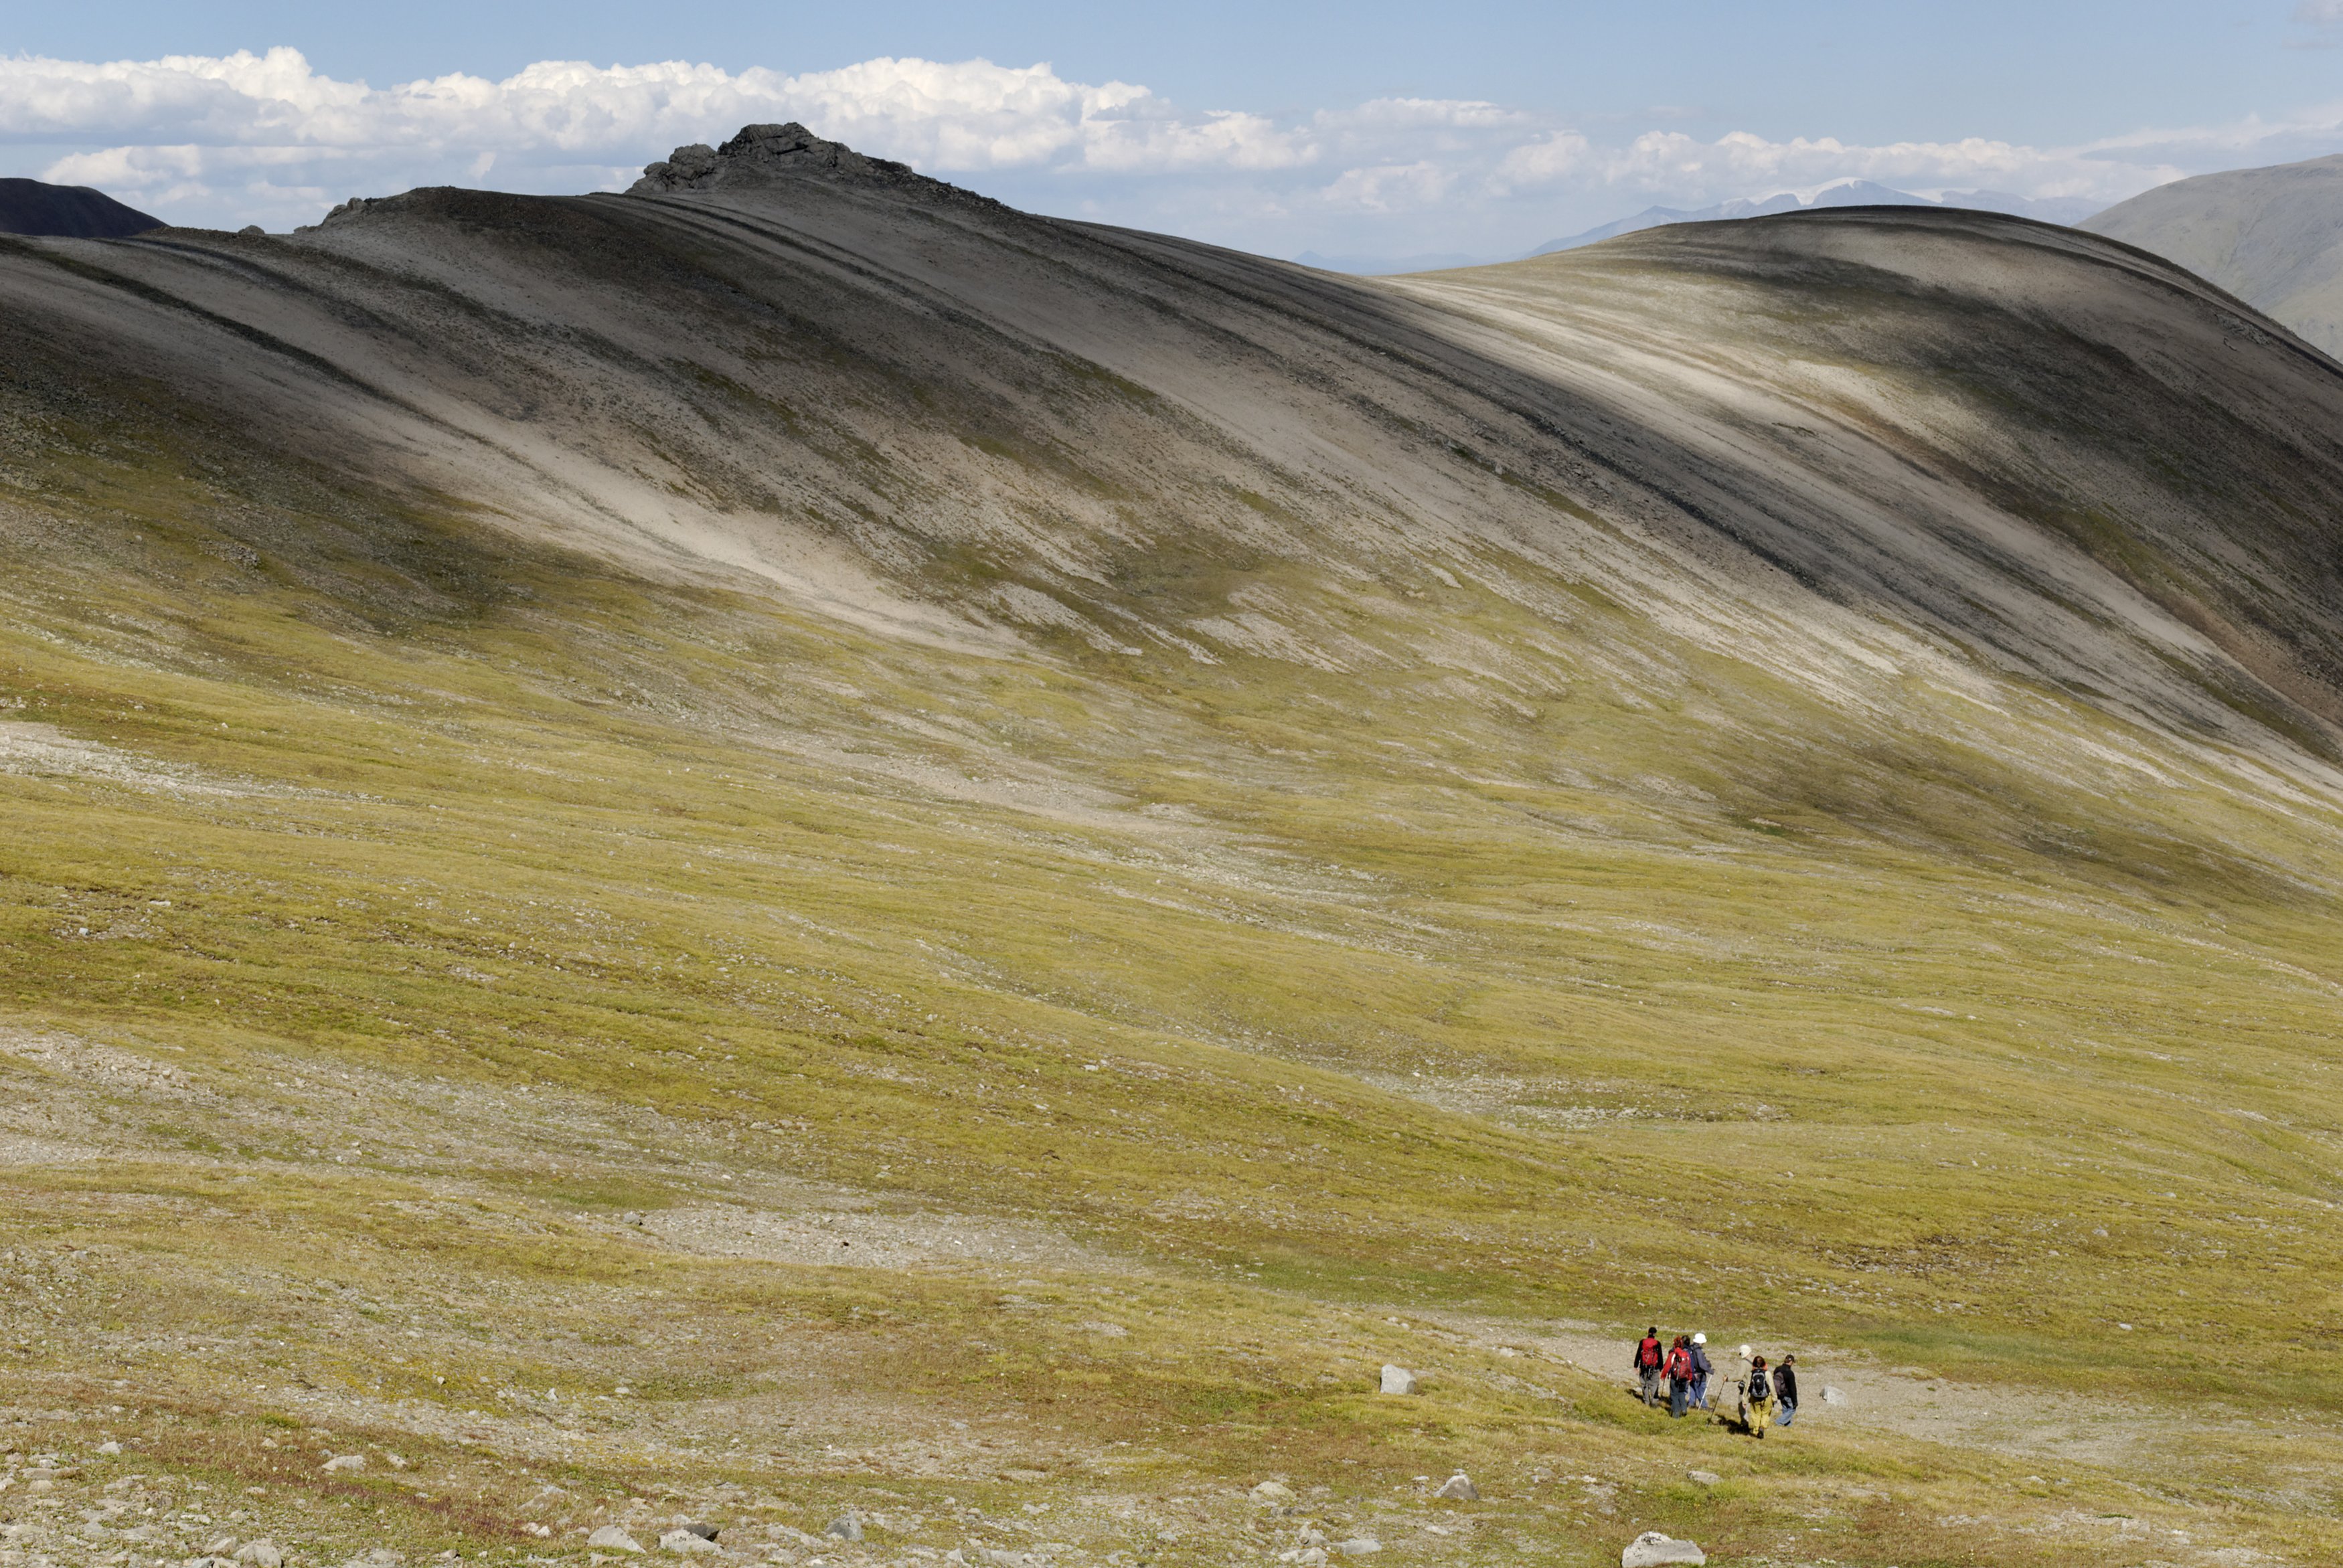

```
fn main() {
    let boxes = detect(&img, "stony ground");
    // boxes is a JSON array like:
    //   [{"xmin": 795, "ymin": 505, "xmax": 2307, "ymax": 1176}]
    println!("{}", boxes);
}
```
[{"xmin": 0, "ymin": 1021, "xmax": 2327, "ymax": 1568}]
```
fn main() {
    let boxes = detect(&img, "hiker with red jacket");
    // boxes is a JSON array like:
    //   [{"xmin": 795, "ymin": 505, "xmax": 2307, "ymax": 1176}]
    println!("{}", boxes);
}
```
[
  {"xmin": 1666, "ymin": 1334, "xmax": 1697, "ymax": 1417},
  {"xmin": 1633, "ymin": 1327, "xmax": 1665, "ymax": 1406}
]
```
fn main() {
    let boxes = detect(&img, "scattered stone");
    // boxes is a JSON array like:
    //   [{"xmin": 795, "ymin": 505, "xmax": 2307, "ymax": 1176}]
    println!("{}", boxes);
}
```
[
  {"xmin": 1335, "ymin": 1539, "xmax": 1382, "ymax": 1556},
  {"xmin": 1295, "ymin": 1552, "xmax": 1327, "ymax": 1567},
  {"xmin": 238, "ymin": 225, "xmax": 265, "ymax": 236},
  {"xmin": 1379, "ymin": 1365, "xmax": 1417, "ymax": 1395},
  {"xmin": 235, "ymin": 1542, "xmax": 285, "ymax": 1568},
  {"xmin": 1252, "ymin": 1480, "xmax": 1297, "ymax": 1504},
  {"xmin": 825, "ymin": 1510, "xmax": 864, "ymax": 1541},
  {"xmin": 322, "ymin": 1453, "xmax": 366, "ymax": 1472},
  {"xmin": 339, "ymin": 1551, "xmax": 403, "ymax": 1567},
  {"xmin": 1433, "ymin": 1473, "xmax": 1477, "ymax": 1501},
  {"xmin": 1686, "ymin": 1470, "xmax": 1722, "ymax": 1487},
  {"xmin": 1821, "ymin": 1385, "xmax": 1848, "ymax": 1405},
  {"xmin": 96, "ymin": 1440, "xmax": 121, "ymax": 1455},
  {"xmin": 588, "ymin": 1527, "xmax": 646, "ymax": 1554},
  {"xmin": 1621, "ymin": 1531, "xmax": 1706, "ymax": 1567},
  {"xmin": 682, "ymin": 1523, "xmax": 720, "ymax": 1541},
  {"xmin": 659, "ymin": 1527, "xmax": 720, "ymax": 1555}
]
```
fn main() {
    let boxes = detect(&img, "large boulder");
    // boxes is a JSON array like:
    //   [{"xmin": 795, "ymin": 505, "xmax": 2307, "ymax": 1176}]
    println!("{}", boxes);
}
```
[
  {"xmin": 1379, "ymin": 1364, "xmax": 1418, "ymax": 1395},
  {"xmin": 1621, "ymin": 1532, "xmax": 1706, "ymax": 1567}
]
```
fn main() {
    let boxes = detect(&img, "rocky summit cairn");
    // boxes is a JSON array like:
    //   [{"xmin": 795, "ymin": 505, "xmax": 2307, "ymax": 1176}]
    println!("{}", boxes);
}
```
[{"xmin": 630, "ymin": 122, "xmax": 997, "ymax": 207}]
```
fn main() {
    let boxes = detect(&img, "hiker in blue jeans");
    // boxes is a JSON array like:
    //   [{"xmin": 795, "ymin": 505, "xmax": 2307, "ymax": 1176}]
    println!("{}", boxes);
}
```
[
  {"xmin": 1773, "ymin": 1354, "xmax": 1801, "ymax": 1426},
  {"xmin": 1689, "ymin": 1332, "xmax": 1714, "ymax": 1413}
]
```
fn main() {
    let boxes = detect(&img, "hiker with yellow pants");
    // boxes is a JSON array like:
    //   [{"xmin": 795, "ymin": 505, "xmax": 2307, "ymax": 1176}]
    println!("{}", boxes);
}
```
[{"xmin": 1743, "ymin": 1353, "xmax": 1777, "ymax": 1437}]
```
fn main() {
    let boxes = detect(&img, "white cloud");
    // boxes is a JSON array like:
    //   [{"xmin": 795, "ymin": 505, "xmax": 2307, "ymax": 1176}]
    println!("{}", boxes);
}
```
[
  {"xmin": 7, "ymin": 45, "xmax": 2343, "ymax": 252},
  {"xmin": 2294, "ymin": 1, "xmax": 2343, "ymax": 44}
]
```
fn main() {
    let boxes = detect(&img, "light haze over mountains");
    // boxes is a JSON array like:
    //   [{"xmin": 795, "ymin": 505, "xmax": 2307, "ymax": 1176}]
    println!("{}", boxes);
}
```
[{"xmin": 2085, "ymin": 153, "xmax": 2343, "ymax": 356}]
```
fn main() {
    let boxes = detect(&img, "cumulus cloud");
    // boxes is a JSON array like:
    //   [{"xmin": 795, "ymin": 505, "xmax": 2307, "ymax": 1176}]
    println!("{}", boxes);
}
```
[{"xmin": 7, "ymin": 45, "xmax": 2343, "ymax": 252}]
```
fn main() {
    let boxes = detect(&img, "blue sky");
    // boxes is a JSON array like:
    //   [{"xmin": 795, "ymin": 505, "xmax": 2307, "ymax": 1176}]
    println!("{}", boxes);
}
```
[{"xmin": 8, "ymin": 1, "xmax": 2343, "ymax": 254}]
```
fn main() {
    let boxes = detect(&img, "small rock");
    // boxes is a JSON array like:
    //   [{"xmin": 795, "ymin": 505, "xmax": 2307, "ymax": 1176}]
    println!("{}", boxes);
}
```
[
  {"xmin": 1295, "ymin": 1553, "xmax": 1327, "ymax": 1568},
  {"xmin": 1378, "ymin": 1364, "xmax": 1417, "ymax": 1395},
  {"xmin": 340, "ymin": 1551, "xmax": 402, "ymax": 1567},
  {"xmin": 659, "ymin": 1528, "xmax": 720, "ymax": 1555},
  {"xmin": 1297, "ymin": 1525, "xmax": 1329, "ymax": 1547},
  {"xmin": 96, "ymin": 1441, "xmax": 121, "ymax": 1455},
  {"xmin": 1335, "ymin": 1539, "xmax": 1382, "ymax": 1556},
  {"xmin": 1821, "ymin": 1385, "xmax": 1848, "ymax": 1405},
  {"xmin": 323, "ymin": 1453, "xmax": 366, "ymax": 1472},
  {"xmin": 236, "ymin": 1543, "xmax": 285, "ymax": 1568},
  {"xmin": 238, "ymin": 224, "xmax": 265, "ymax": 236},
  {"xmin": 1686, "ymin": 1470, "xmax": 1722, "ymax": 1487},
  {"xmin": 588, "ymin": 1526, "xmax": 647, "ymax": 1554},
  {"xmin": 1252, "ymin": 1480, "xmax": 1296, "ymax": 1504},
  {"xmin": 682, "ymin": 1523, "xmax": 720, "ymax": 1542},
  {"xmin": 825, "ymin": 1510, "xmax": 864, "ymax": 1541},
  {"xmin": 1621, "ymin": 1531, "xmax": 1706, "ymax": 1568},
  {"xmin": 1433, "ymin": 1474, "xmax": 1477, "ymax": 1501}
]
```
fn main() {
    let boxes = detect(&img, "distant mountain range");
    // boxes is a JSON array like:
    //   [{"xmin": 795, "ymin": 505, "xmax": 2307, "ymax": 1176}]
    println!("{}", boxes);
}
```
[
  {"xmin": 2083, "ymin": 153, "xmax": 2343, "ymax": 357},
  {"xmin": 1299, "ymin": 180, "xmax": 2105, "ymax": 275},
  {"xmin": 1527, "ymin": 179, "xmax": 2104, "ymax": 256},
  {"xmin": 0, "ymin": 177, "xmax": 162, "ymax": 238}
]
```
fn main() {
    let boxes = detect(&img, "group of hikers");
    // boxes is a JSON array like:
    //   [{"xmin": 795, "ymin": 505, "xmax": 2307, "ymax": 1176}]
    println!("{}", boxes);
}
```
[{"xmin": 1632, "ymin": 1328, "xmax": 1800, "ymax": 1437}]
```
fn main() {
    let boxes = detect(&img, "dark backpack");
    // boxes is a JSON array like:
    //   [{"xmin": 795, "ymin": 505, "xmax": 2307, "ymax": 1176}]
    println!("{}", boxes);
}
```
[{"xmin": 1749, "ymin": 1368, "xmax": 1772, "ymax": 1401}]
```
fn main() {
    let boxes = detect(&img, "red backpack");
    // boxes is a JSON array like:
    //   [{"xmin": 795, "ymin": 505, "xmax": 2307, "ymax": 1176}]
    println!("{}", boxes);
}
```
[
  {"xmin": 1637, "ymin": 1337, "xmax": 1664, "ymax": 1369},
  {"xmin": 1666, "ymin": 1346, "xmax": 1693, "ymax": 1379}
]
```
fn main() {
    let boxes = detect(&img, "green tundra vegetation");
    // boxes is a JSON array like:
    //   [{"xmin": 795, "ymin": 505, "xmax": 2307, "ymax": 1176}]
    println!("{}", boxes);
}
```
[{"xmin": 0, "ymin": 163, "xmax": 2338, "ymax": 1565}]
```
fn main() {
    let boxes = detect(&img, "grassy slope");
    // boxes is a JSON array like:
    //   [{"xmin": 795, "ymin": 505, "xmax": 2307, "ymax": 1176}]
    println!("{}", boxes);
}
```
[{"xmin": 1, "ymin": 205, "xmax": 2340, "ymax": 1564}]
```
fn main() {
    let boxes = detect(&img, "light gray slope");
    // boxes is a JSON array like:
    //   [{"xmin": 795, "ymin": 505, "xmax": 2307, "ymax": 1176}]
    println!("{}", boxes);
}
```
[
  {"xmin": 5, "ymin": 133, "xmax": 2343, "ymax": 820},
  {"xmin": 2083, "ymin": 154, "xmax": 2343, "ymax": 355},
  {"xmin": 1533, "ymin": 183, "xmax": 2096, "ymax": 254}
]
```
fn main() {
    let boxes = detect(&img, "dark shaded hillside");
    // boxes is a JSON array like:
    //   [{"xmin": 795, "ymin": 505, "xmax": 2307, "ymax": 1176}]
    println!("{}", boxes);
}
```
[
  {"xmin": 0, "ymin": 176, "xmax": 161, "ymax": 238},
  {"xmin": 9, "ymin": 153, "xmax": 2343, "ymax": 822}
]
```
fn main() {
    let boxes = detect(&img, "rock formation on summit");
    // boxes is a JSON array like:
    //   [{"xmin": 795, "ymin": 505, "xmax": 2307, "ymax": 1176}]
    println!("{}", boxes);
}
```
[{"xmin": 629, "ymin": 121, "xmax": 996, "ymax": 208}]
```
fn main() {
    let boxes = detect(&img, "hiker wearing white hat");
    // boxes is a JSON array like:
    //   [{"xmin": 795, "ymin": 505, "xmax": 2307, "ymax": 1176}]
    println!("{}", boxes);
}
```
[{"xmin": 1688, "ymin": 1332, "xmax": 1714, "ymax": 1413}]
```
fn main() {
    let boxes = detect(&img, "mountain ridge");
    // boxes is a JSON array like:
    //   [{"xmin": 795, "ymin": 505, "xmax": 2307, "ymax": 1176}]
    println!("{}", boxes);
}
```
[
  {"xmin": 0, "ymin": 175, "xmax": 162, "ymax": 238},
  {"xmin": 2083, "ymin": 151, "xmax": 2343, "ymax": 355}
]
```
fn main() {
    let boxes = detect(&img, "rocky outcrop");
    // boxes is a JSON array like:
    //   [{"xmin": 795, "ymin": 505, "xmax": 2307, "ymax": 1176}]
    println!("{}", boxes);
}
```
[{"xmin": 629, "ymin": 122, "xmax": 1000, "ymax": 209}]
